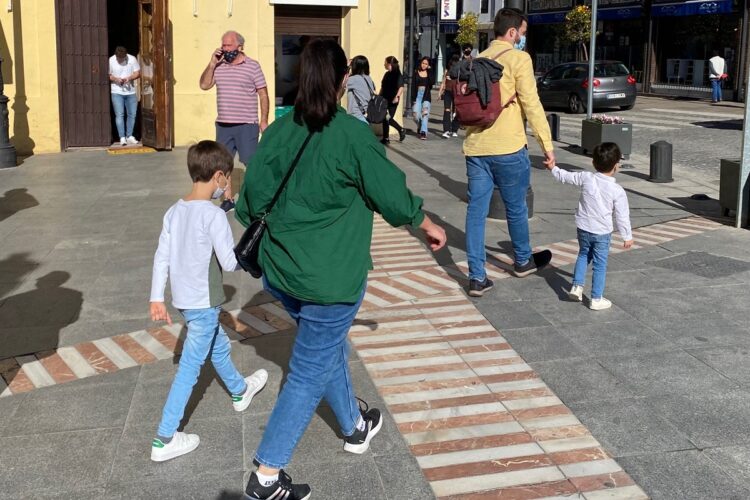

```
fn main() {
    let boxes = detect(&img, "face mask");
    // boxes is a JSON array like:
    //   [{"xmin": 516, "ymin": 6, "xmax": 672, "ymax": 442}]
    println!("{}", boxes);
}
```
[
  {"xmin": 211, "ymin": 176, "xmax": 227, "ymax": 199},
  {"xmin": 223, "ymin": 49, "xmax": 240, "ymax": 63},
  {"xmin": 463, "ymin": 49, "xmax": 471, "ymax": 56},
  {"xmin": 514, "ymin": 35, "xmax": 526, "ymax": 51}
]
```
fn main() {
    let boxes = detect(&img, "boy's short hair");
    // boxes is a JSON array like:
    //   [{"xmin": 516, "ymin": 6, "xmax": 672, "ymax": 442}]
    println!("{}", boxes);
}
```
[
  {"xmin": 187, "ymin": 140, "xmax": 234, "ymax": 182},
  {"xmin": 592, "ymin": 142, "xmax": 621, "ymax": 173}
]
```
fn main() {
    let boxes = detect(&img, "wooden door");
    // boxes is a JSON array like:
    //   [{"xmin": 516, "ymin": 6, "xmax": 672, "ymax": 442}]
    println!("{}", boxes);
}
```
[
  {"xmin": 56, "ymin": 0, "xmax": 111, "ymax": 148},
  {"xmin": 139, "ymin": 0, "xmax": 172, "ymax": 150}
]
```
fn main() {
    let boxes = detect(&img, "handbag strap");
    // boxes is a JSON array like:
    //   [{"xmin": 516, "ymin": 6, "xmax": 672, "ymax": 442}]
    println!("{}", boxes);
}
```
[
  {"xmin": 262, "ymin": 131, "xmax": 314, "ymax": 218},
  {"xmin": 494, "ymin": 48, "xmax": 517, "ymax": 109}
]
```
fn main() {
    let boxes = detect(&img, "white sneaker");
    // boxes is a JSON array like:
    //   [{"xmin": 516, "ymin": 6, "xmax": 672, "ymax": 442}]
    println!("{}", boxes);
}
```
[
  {"xmin": 119, "ymin": 137, "xmax": 127, "ymax": 146},
  {"xmin": 568, "ymin": 285, "xmax": 583, "ymax": 302},
  {"xmin": 442, "ymin": 131, "xmax": 451, "ymax": 138},
  {"xmin": 589, "ymin": 298, "xmax": 612, "ymax": 311},
  {"xmin": 452, "ymin": 132, "xmax": 459, "ymax": 137},
  {"xmin": 232, "ymin": 369, "xmax": 268, "ymax": 412},
  {"xmin": 126, "ymin": 136, "xmax": 139, "ymax": 145},
  {"xmin": 150, "ymin": 431, "xmax": 200, "ymax": 462}
]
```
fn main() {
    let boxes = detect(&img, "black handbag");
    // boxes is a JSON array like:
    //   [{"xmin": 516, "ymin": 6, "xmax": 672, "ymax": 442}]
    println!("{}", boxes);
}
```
[{"xmin": 234, "ymin": 131, "xmax": 314, "ymax": 278}]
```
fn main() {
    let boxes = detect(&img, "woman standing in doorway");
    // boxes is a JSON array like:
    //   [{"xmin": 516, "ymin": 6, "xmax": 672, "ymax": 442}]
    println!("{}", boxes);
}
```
[
  {"xmin": 235, "ymin": 39, "xmax": 446, "ymax": 500},
  {"xmin": 438, "ymin": 54, "xmax": 461, "ymax": 139},
  {"xmin": 412, "ymin": 56, "xmax": 434, "ymax": 140},
  {"xmin": 346, "ymin": 55, "xmax": 376, "ymax": 123},
  {"xmin": 379, "ymin": 56, "xmax": 406, "ymax": 144}
]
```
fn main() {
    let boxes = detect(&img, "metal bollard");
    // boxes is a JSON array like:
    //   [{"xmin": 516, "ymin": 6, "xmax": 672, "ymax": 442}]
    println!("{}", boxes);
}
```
[
  {"xmin": 488, "ymin": 187, "xmax": 534, "ymax": 220},
  {"xmin": 649, "ymin": 141, "xmax": 673, "ymax": 183},
  {"xmin": 547, "ymin": 113, "xmax": 560, "ymax": 142}
]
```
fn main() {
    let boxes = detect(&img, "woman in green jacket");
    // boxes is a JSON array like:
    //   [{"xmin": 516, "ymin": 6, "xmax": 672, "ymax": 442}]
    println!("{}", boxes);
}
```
[{"xmin": 235, "ymin": 39, "xmax": 446, "ymax": 500}]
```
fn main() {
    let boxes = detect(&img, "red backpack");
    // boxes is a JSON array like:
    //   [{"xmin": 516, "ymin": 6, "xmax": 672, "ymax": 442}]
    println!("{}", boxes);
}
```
[{"xmin": 453, "ymin": 49, "xmax": 517, "ymax": 128}]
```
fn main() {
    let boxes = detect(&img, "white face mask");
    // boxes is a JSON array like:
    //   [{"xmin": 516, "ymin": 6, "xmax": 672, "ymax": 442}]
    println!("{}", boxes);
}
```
[{"xmin": 211, "ymin": 175, "xmax": 228, "ymax": 199}]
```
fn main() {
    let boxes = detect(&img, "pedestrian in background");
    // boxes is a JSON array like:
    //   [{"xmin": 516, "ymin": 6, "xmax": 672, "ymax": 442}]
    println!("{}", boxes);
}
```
[
  {"xmin": 439, "ymin": 54, "xmax": 461, "ymax": 139},
  {"xmin": 149, "ymin": 141, "xmax": 268, "ymax": 462},
  {"xmin": 109, "ymin": 46, "xmax": 140, "ymax": 146},
  {"xmin": 709, "ymin": 49, "xmax": 726, "ymax": 104},
  {"xmin": 200, "ymin": 30, "xmax": 269, "ymax": 212},
  {"xmin": 463, "ymin": 8, "xmax": 554, "ymax": 298},
  {"xmin": 412, "ymin": 56, "xmax": 434, "ymax": 140},
  {"xmin": 545, "ymin": 142, "xmax": 633, "ymax": 311},
  {"xmin": 461, "ymin": 43, "xmax": 474, "ymax": 61},
  {"xmin": 235, "ymin": 39, "xmax": 446, "ymax": 500},
  {"xmin": 380, "ymin": 55, "xmax": 406, "ymax": 144},
  {"xmin": 346, "ymin": 55, "xmax": 376, "ymax": 124}
]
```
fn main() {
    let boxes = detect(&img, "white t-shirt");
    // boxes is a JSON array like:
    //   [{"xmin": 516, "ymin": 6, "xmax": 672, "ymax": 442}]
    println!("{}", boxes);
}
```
[
  {"xmin": 709, "ymin": 56, "xmax": 726, "ymax": 80},
  {"xmin": 109, "ymin": 54, "xmax": 141, "ymax": 95},
  {"xmin": 150, "ymin": 200, "xmax": 240, "ymax": 310}
]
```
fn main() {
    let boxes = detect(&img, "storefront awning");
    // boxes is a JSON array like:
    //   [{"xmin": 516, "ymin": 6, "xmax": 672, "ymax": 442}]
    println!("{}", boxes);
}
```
[
  {"xmin": 597, "ymin": 5, "xmax": 644, "ymax": 19},
  {"xmin": 651, "ymin": 0, "xmax": 734, "ymax": 16},
  {"xmin": 527, "ymin": 10, "xmax": 568, "ymax": 24}
]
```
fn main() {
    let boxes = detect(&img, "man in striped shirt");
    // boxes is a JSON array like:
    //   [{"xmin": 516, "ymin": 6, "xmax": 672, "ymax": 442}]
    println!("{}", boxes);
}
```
[{"xmin": 200, "ymin": 30, "xmax": 269, "ymax": 212}]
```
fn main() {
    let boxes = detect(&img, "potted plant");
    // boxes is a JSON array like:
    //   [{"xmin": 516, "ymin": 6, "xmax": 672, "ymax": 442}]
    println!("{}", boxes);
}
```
[{"xmin": 581, "ymin": 114, "xmax": 632, "ymax": 159}]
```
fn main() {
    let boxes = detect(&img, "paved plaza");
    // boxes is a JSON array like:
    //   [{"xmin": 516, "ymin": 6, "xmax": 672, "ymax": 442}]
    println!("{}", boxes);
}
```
[{"xmin": 1, "ymin": 97, "xmax": 749, "ymax": 499}]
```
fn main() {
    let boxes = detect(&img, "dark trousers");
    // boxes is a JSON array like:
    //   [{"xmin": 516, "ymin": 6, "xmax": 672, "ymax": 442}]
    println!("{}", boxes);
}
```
[
  {"xmin": 442, "ymin": 90, "xmax": 460, "ymax": 133},
  {"xmin": 382, "ymin": 102, "xmax": 404, "ymax": 139}
]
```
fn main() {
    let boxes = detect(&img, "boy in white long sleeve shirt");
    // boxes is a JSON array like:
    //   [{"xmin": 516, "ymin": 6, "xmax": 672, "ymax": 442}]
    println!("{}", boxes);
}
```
[
  {"xmin": 546, "ymin": 142, "xmax": 634, "ymax": 310},
  {"xmin": 149, "ymin": 140, "xmax": 267, "ymax": 461}
]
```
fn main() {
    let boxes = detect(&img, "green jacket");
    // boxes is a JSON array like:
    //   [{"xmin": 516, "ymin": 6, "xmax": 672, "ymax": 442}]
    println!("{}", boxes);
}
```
[{"xmin": 235, "ymin": 108, "xmax": 425, "ymax": 304}]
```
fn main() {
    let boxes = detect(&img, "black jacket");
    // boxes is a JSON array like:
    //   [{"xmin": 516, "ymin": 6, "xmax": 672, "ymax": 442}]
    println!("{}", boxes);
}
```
[{"xmin": 448, "ymin": 58, "xmax": 504, "ymax": 107}]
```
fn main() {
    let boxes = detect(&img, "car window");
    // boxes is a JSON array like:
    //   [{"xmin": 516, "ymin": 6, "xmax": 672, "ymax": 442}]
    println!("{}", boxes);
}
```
[
  {"xmin": 594, "ymin": 63, "xmax": 630, "ymax": 77},
  {"xmin": 546, "ymin": 65, "xmax": 568, "ymax": 81}
]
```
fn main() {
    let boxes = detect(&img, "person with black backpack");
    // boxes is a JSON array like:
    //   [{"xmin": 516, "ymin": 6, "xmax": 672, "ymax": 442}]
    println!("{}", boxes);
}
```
[{"xmin": 345, "ymin": 56, "xmax": 373, "ymax": 122}]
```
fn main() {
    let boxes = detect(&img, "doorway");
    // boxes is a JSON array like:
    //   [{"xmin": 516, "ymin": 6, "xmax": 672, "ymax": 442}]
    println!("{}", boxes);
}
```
[{"xmin": 55, "ymin": 0, "xmax": 172, "ymax": 150}]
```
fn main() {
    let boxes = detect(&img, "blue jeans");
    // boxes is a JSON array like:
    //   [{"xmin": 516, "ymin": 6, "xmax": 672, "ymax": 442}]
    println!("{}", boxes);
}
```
[
  {"xmin": 711, "ymin": 79, "xmax": 722, "ymax": 102},
  {"xmin": 572, "ymin": 229, "xmax": 611, "ymax": 299},
  {"xmin": 111, "ymin": 93, "xmax": 138, "ymax": 138},
  {"xmin": 255, "ymin": 278, "xmax": 364, "ymax": 469},
  {"xmin": 465, "ymin": 147, "xmax": 532, "ymax": 280},
  {"xmin": 156, "ymin": 306, "xmax": 246, "ymax": 438},
  {"xmin": 413, "ymin": 89, "xmax": 431, "ymax": 134}
]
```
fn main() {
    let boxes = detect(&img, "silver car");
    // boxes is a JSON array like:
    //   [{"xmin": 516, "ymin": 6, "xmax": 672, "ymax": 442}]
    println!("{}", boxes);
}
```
[{"xmin": 537, "ymin": 61, "xmax": 637, "ymax": 114}]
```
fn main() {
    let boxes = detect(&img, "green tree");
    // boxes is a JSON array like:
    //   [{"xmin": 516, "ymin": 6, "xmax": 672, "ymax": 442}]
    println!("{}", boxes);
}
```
[
  {"xmin": 455, "ymin": 12, "xmax": 479, "ymax": 48},
  {"xmin": 563, "ymin": 6, "xmax": 592, "ymax": 61}
]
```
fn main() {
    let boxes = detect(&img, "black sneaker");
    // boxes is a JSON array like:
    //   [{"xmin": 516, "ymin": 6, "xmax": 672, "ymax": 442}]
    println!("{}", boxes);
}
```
[
  {"xmin": 468, "ymin": 277, "xmax": 494, "ymax": 297},
  {"xmin": 398, "ymin": 129, "xmax": 406, "ymax": 142},
  {"xmin": 219, "ymin": 199, "xmax": 236, "ymax": 213},
  {"xmin": 244, "ymin": 470, "xmax": 311, "ymax": 500},
  {"xmin": 343, "ymin": 399, "xmax": 382, "ymax": 454},
  {"xmin": 380, "ymin": 138, "xmax": 390, "ymax": 145},
  {"xmin": 512, "ymin": 250, "xmax": 552, "ymax": 278}
]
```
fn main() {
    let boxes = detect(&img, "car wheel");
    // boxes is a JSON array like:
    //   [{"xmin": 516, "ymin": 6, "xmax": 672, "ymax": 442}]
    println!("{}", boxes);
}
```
[
  {"xmin": 620, "ymin": 103, "xmax": 635, "ymax": 111},
  {"xmin": 568, "ymin": 94, "xmax": 583, "ymax": 114}
]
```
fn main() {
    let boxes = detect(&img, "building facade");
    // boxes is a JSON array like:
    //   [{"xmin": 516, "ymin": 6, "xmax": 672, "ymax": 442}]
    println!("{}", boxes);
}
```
[{"xmin": 0, "ymin": 0, "xmax": 404, "ymax": 155}]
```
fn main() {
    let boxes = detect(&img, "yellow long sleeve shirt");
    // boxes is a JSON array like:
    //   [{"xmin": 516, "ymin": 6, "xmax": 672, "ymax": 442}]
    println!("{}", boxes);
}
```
[{"xmin": 463, "ymin": 40, "xmax": 553, "ymax": 157}]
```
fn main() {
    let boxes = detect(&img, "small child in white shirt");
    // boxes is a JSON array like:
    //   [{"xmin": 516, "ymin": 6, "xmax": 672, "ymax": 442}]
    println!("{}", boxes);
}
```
[
  {"xmin": 545, "ymin": 142, "xmax": 634, "ymax": 310},
  {"xmin": 149, "ymin": 140, "xmax": 268, "ymax": 461}
]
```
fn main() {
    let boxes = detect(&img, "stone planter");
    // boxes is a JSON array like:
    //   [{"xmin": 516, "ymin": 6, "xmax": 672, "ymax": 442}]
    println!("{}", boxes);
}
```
[
  {"xmin": 719, "ymin": 158, "xmax": 742, "ymax": 217},
  {"xmin": 581, "ymin": 119, "xmax": 632, "ymax": 159}
]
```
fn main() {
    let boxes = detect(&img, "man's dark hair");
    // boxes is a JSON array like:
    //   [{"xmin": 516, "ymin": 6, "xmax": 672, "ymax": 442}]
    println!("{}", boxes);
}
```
[
  {"xmin": 294, "ymin": 39, "xmax": 348, "ymax": 132},
  {"xmin": 350, "ymin": 55, "xmax": 370, "ymax": 76},
  {"xmin": 462, "ymin": 43, "xmax": 473, "ymax": 52},
  {"xmin": 115, "ymin": 46, "xmax": 128, "ymax": 58},
  {"xmin": 187, "ymin": 140, "xmax": 234, "ymax": 182},
  {"xmin": 592, "ymin": 142, "xmax": 621, "ymax": 173},
  {"xmin": 712, "ymin": 49, "xmax": 721, "ymax": 57},
  {"xmin": 494, "ymin": 8, "xmax": 528, "ymax": 38}
]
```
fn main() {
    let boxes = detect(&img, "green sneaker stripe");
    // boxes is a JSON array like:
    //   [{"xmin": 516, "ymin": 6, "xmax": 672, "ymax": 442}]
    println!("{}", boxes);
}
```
[
  {"xmin": 152, "ymin": 439, "xmax": 165, "ymax": 448},
  {"xmin": 232, "ymin": 395, "xmax": 243, "ymax": 402}
]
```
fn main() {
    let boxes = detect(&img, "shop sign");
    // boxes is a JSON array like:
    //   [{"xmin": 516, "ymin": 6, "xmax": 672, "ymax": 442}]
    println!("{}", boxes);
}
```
[
  {"xmin": 651, "ymin": 0, "xmax": 734, "ymax": 16},
  {"xmin": 529, "ymin": 0, "xmax": 573, "ymax": 12},
  {"xmin": 583, "ymin": 0, "xmax": 642, "ymax": 6},
  {"xmin": 270, "ymin": 0, "xmax": 359, "ymax": 6},
  {"xmin": 440, "ymin": 0, "xmax": 458, "ymax": 20}
]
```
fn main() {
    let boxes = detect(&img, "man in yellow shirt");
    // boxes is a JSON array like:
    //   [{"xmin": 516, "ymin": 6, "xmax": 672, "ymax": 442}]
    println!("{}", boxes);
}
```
[{"xmin": 463, "ymin": 8, "xmax": 555, "ymax": 297}]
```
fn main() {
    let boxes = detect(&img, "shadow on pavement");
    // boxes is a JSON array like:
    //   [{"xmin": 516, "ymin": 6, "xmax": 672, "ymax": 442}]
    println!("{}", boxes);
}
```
[
  {"xmin": 388, "ymin": 146, "xmax": 467, "ymax": 202},
  {"xmin": 0, "ymin": 188, "xmax": 39, "ymax": 222},
  {"xmin": 692, "ymin": 119, "xmax": 742, "ymax": 130}
]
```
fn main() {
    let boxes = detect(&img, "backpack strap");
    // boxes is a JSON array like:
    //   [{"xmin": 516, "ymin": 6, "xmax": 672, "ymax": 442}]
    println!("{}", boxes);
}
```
[{"xmin": 493, "ymin": 48, "xmax": 518, "ymax": 109}]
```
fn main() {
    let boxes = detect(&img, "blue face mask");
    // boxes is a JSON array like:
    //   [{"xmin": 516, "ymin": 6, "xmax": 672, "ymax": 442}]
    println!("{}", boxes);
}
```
[{"xmin": 514, "ymin": 35, "xmax": 526, "ymax": 51}]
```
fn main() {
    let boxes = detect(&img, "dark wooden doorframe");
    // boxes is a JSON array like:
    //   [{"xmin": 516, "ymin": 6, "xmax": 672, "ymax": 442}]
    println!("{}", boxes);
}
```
[
  {"xmin": 55, "ymin": 0, "xmax": 112, "ymax": 149},
  {"xmin": 139, "ymin": 0, "xmax": 172, "ymax": 150}
]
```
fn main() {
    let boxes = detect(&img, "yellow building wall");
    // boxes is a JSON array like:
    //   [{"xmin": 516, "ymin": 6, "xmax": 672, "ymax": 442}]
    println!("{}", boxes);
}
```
[{"xmin": 0, "ymin": 1, "xmax": 61, "ymax": 155}]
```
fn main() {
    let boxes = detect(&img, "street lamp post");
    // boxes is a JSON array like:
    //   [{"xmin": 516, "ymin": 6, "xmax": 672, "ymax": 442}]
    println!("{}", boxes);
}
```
[
  {"xmin": 406, "ymin": 0, "xmax": 416, "ymax": 117},
  {"xmin": 0, "ymin": 57, "xmax": 17, "ymax": 168},
  {"xmin": 586, "ymin": 0, "xmax": 598, "ymax": 120},
  {"xmin": 737, "ymin": 59, "xmax": 750, "ymax": 228}
]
